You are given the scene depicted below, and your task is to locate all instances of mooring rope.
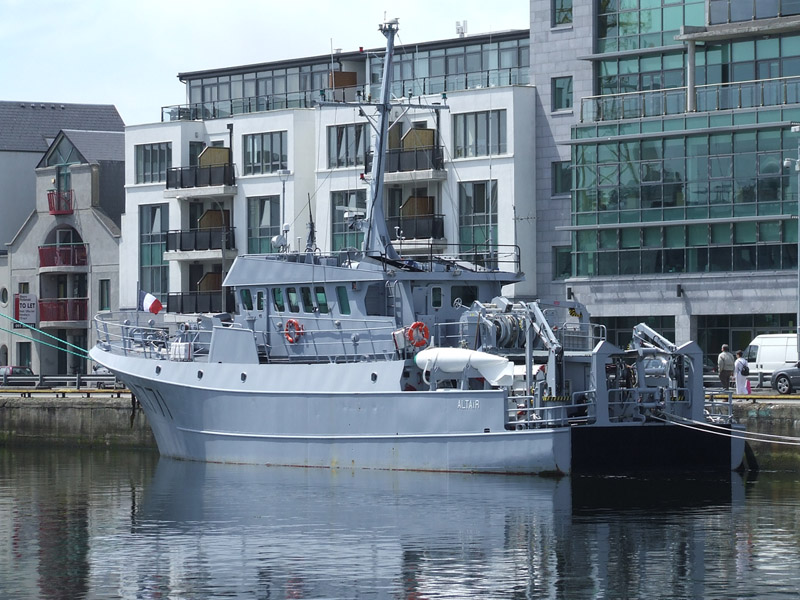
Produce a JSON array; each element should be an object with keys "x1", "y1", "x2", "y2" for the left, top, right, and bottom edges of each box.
[{"x1": 657, "y1": 412, "x2": 800, "y2": 447}]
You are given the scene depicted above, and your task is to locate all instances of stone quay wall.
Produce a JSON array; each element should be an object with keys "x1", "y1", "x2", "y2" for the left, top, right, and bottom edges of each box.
[{"x1": 0, "y1": 394, "x2": 798, "y2": 471}]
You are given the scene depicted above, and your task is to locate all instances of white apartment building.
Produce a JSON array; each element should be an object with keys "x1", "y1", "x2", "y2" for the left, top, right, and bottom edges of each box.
[{"x1": 119, "y1": 30, "x2": 537, "y2": 313}]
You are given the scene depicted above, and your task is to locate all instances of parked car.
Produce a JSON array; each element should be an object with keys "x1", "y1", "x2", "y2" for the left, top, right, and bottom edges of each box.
[
  {"x1": 770, "y1": 361, "x2": 800, "y2": 394},
  {"x1": 0, "y1": 366, "x2": 37, "y2": 386},
  {"x1": 0, "y1": 366, "x2": 35, "y2": 376}
]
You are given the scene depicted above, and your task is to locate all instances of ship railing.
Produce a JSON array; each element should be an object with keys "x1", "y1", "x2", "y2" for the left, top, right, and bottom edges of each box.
[
  {"x1": 553, "y1": 322, "x2": 606, "y2": 351},
  {"x1": 274, "y1": 316, "x2": 398, "y2": 363},
  {"x1": 508, "y1": 395, "x2": 593, "y2": 429},
  {"x1": 396, "y1": 242, "x2": 521, "y2": 274},
  {"x1": 93, "y1": 312, "x2": 201, "y2": 360},
  {"x1": 704, "y1": 392, "x2": 735, "y2": 424},
  {"x1": 605, "y1": 387, "x2": 691, "y2": 423}
]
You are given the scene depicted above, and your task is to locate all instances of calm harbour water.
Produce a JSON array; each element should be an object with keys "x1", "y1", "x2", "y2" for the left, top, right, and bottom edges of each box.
[{"x1": 1, "y1": 448, "x2": 800, "y2": 599}]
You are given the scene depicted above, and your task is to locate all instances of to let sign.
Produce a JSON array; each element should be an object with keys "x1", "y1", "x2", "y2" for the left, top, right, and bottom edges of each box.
[{"x1": 14, "y1": 294, "x2": 37, "y2": 328}]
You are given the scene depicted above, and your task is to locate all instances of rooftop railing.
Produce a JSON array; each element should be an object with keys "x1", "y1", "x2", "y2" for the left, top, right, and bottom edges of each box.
[
  {"x1": 580, "y1": 75, "x2": 800, "y2": 123},
  {"x1": 162, "y1": 67, "x2": 529, "y2": 122}
]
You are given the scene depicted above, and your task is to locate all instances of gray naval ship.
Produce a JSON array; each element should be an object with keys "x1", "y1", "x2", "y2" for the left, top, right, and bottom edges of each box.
[{"x1": 90, "y1": 20, "x2": 744, "y2": 475}]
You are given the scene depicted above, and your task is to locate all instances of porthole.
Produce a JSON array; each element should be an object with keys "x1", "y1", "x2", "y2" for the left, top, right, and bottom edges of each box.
[
  {"x1": 155, "y1": 365, "x2": 161, "y2": 375},
  {"x1": 197, "y1": 370, "x2": 204, "y2": 379},
  {"x1": 241, "y1": 372, "x2": 247, "y2": 382},
  {"x1": 0, "y1": 288, "x2": 8, "y2": 306}
]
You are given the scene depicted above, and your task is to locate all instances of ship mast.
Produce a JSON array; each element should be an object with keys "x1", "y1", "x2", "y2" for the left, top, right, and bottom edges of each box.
[{"x1": 363, "y1": 18, "x2": 400, "y2": 261}]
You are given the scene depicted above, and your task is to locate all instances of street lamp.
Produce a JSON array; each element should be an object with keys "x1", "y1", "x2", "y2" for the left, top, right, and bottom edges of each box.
[{"x1": 276, "y1": 168, "x2": 291, "y2": 251}]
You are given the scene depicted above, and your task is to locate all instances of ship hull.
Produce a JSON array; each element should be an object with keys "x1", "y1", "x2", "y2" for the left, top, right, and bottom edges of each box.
[{"x1": 91, "y1": 347, "x2": 571, "y2": 474}]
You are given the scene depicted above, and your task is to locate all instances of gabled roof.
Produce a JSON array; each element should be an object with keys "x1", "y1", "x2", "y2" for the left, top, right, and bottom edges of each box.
[
  {"x1": 0, "y1": 101, "x2": 124, "y2": 153},
  {"x1": 38, "y1": 129, "x2": 125, "y2": 167}
]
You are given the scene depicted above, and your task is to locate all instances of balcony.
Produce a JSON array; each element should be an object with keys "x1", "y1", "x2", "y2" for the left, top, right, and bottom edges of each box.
[
  {"x1": 167, "y1": 290, "x2": 235, "y2": 314},
  {"x1": 385, "y1": 146, "x2": 444, "y2": 173},
  {"x1": 47, "y1": 189, "x2": 73, "y2": 215},
  {"x1": 381, "y1": 66, "x2": 530, "y2": 99},
  {"x1": 38, "y1": 244, "x2": 88, "y2": 268},
  {"x1": 580, "y1": 75, "x2": 800, "y2": 123},
  {"x1": 387, "y1": 214, "x2": 445, "y2": 240},
  {"x1": 165, "y1": 227, "x2": 236, "y2": 252},
  {"x1": 39, "y1": 298, "x2": 88, "y2": 323},
  {"x1": 166, "y1": 164, "x2": 235, "y2": 189},
  {"x1": 161, "y1": 89, "x2": 328, "y2": 122}
]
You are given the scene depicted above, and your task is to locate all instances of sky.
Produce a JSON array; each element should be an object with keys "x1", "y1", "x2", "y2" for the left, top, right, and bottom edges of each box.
[{"x1": 0, "y1": 0, "x2": 529, "y2": 126}]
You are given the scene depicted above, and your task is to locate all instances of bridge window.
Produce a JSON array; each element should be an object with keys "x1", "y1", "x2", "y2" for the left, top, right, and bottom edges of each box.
[
  {"x1": 272, "y1": 288, "x2": 285, "y2": 312},
  {"x1": 336, "y1": 285, "x2": 351, "y2": 315},
  {"x1": 301, "y1": 287, "x2": 314, "y2": 312},
  {"x1": 432, "y1": 286, "x2": 443, "y2": 308},
  {"x1": 240, "y1": 288, "x2": 253, "y2": 310},
  {"x1": 315, "y1": 287, "x2": 329, "y2": 314},
  {"x1": 287, "y1": 287, "x2": 300, "y2": 313}
]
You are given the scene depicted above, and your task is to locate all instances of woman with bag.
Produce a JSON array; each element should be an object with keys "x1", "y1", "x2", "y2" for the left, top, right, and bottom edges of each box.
[{"x1": 734, "y1": 350, "x2": 750, "y2": 394}]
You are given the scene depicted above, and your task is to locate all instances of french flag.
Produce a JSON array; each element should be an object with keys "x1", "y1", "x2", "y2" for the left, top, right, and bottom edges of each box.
[{"x1": 138, "y1": 290, "x2": 163, "y2": 314}]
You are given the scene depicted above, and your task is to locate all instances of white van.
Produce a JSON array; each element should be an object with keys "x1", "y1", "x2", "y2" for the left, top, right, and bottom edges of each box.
[{"x1": 742, "y1": 334, "x2": 798, "y2": 380}]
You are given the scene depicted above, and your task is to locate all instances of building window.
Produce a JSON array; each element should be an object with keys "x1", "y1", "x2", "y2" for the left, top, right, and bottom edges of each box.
[
  {"x1": 243, "y1": 131, "x2": 287, "y2": 175},
  {"x1": 247, "y1": 195, "x2": 281, "y2": 253},
  {"x1": 17, "y1": 342, "x2": 31, "y2": 369},
  {"x1": 458, "y1": 180, "x2": 497, "y2": 251},
  {"x1": 331, "y1": 190, "x2": 367, "y2": 251},
  {"x1": 327, "y1": 124, "x2": 368, "y2": 168},
  {"x1": 189, "y1": 141, "x2": 206, "y2": 167},
  {"x1": 19, "y1": 282, "x2": 29, "y2": 294},
  {"x1": 453, "y1": 110, "x2": 507, "y2": 158},
  {"x1": 553, "y1": 246, "x2": 572, "y2": 279},
  {"x1": 139, "y1": 204, "x2": 168, "y2": 301},
  {"x1": 552, "y1": 77, "x2": 573, "y2": 110},
  {"x1": 99, "y1": 279, "x2": 110, "y2": 311},
  {"x1": 553, "y1": 0, "x2": 572, "y2": 25},
  {"x1": 135, "y1": 142, "x2": 172, "y2": 184},
  {"x1": 552, "y1": 161, "x2": 571, "y2": 196}
]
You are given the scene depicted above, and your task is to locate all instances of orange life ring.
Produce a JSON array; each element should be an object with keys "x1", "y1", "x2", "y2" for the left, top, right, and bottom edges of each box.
[
  {"x1": 406, "y1": 321, "x2": 430, "y2": 348},
  {"x1": 284, "y1": 319, "x2": 304, "y2": 343}
]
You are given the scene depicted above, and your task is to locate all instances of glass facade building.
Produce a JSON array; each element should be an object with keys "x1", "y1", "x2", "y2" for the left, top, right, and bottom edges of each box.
[{"x1": 554, "y1": 0, "x2": 800, "y2": 357}]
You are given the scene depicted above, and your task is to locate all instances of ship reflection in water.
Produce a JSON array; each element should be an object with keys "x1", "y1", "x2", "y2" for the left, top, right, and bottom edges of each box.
[{"x1": 1, "y1": 449, "x2": 799, "y2": 599}]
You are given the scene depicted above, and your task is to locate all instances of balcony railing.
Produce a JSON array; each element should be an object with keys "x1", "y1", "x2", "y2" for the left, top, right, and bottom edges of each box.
[
  {"x1": 47, "y1": 189, "x2": 74, "y2": 215},
  {"x1": 161, "y1": 66, "x2": 529, "y2": 122},
  {"x1": 385, "y1": 146, "x2": 444, "y2": 172},
  {"x1": 382, "y1": 66, "x2": 529, "y2": 99},
  {"x1": 161, "y1": 89, "x2": 331, "y2": 122},
  {"x1": 39, "y1": 298, "x2": 88, "y2": 322},
  {"x1": 166, "y1": 164, "x2": 235, "y2": 189},
  {"x1": 38, "y1": 244, "x2": 88, "y2": 268},
  {"x1": 167, "y1": 290, "x2": 235, "y2": 314},
  {"x1": 165, "y1": 227, "x2": 236, "y2": 252},
  {"x1": 580, "y1": 75, "x2": 800, "y2": 123},
  {"x1": 387, "y1": 214, "x2": 445, "y2": 240}
]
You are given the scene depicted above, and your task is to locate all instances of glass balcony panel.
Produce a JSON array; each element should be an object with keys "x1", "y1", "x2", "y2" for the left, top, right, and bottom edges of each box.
[{"x1": 165, "y1": 228, "x2": 236, "y2": 252}]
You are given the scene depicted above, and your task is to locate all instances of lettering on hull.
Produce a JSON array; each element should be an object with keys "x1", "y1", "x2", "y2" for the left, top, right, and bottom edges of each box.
[{"x1": 457, "y1": 398, "x2": 480, "y2": 410}]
